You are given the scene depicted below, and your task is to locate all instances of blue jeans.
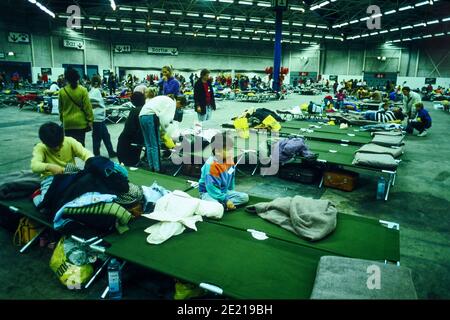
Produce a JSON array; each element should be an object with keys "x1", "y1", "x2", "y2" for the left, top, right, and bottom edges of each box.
[
  {"x1": 197, "y1": 106, "x2": 212, "y2": 122},
  {"x1": 140, "y1": 115, "x2": 161, "y2": 172},
  {"x1": 364, "y1": 111, "x2": 377, "y2": 121},
  {"x1": 92, "y1": 121, "x2": 115, "y2": 156},
  {"x1": 201, "y1": 191, "x2": 249, "y2": 207}
]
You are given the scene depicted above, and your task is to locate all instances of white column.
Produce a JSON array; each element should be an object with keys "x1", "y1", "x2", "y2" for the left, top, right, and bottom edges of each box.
[
  {"x1": 30, "y1": 34, "x2": 35, "y2": 67},
  {"x1": 415, "y1": 48, "x2": 420, "y2": 77},
  {"x1": 83, "y1": 39, "x2": 87, "y2": 76},
  {"x1": 50, "y1": 35, "x2": 54, "y2": 68},
  {"x1": 347, "y1": 48, "x2": 351, "y2": 75},
  {"x1": 362, "y1": 48, "x2": 367, "y2": 72}
]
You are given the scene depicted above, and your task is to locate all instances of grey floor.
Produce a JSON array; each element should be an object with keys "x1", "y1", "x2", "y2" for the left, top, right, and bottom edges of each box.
[{"x1": 0, "y1": 94, "x2": 449, "y2": 299}]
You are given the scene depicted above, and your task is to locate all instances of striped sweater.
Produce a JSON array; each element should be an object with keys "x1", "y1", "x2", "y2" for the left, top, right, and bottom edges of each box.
[
  {"x1": 375, "y1": 110, "x2": 396, "y2": 123},
  {"x1": 198, "y1": 156, "x2": 235, "y2": 204}
]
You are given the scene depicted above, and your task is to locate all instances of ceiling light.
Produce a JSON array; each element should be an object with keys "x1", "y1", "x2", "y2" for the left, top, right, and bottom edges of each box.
[
  {"x1": 179, "y1": 23, "x2": 189, "y2": 27},
  {"x1": 390, "y1": 27, "x2": 399, "y2": 32},
  {"x1": 317, "y1": 25, "x2": 328, "y2": 29},
  {"x1": 234, "y1": 16, "x2": 246, "y2": 21},
  {"x1": 153, "y1": 9, "x2": 165, "y2": 14},
  {"x1": 151, "y1": 21, "x2": 161, "y2": 25},
  {"x1": 149, "y1": 29, "x2": 158, "y2": 33},
  {"x1": 174, "y1": 31, "x2": 183, "y2": 35},
  {"x1": 372, "y1": 13, "x2": 382, "y2": 18},
  {"x1": 204, "y1": 14, "x2": 216, "y2": 19},
  {"x1": 136, "y1": 29, "x2": 146, "y2": 33},
  {"x1": 219, "y1": 0, "x2": 234, "y2": 3},
  {"x1": 187, "y1": 12, "x2": 199, "y2": 17},
  {"x1": 241, "y1": 36, "x2": 250, "y2": 39},
  {"x1": 28, "y1": 0, "x2": 56, "y2": 18},
  {"x1": 353, "y1": 35, "x2": 361, "y2": 39},
  {"x1": 265, "y1": 19, "x2": 275, "y2": 24},
  {"x1": 185, "y1": 32, "x2": 194, "y2": 36},
  {"x1": 105, "y1": 18, "x2": 116, "y2": 22},
  {"x1": 218, "y1": 15, "x2": 231, "y2": 20},
  {"x1": 392, "y1": 39, "x2": 401, "y2": 42},
  {"x1": 206, "y1": 25, "x2": 216, "y2": 29},
  {"x1": 379, "y1": 30, "x2": 388, "y2": 34},
  {"x1": 231, "y1": 35, "x2": 239, "y2": 39},
  {"x1": 135, "y1": 7, "x2": 148, "y2": 13},
  {"x1": 239, "y1": 1, "x2": 253, "y2": 4},
  {"x1": 123, "y1": 27, "x2": 132, "y2": 32},
  {"x1": 292, "y1": 22, "x2": 303, "y2": 27},
  {"x1": 110, "y1": 0, "x2": 116, "y2": 11},
  {"x1": 135, "y1": 20, "x2": 146, "y2": 24},
  {"x1": 370, "y1": 31, "x2": 379, "y2": 35},
  {"x1": 120, "y1": 19, "x2": 132, "y2": 23},
  {"x1": 399, "y1": 5, "x2": 413, "y2": 11},
  {"x1": 413, "y1": 23, "x2": 426, "y2": 27},
  {"x1": 232, "y1": 27, "x2": 241, "y2": 31},
  {"x1": 170, "y1": 11, "x2": 182, "y2": 15},
  {"x1": 442, "y1": 17, "x2": 450, "y2": 22},
  {"x1": 250, "y1": 18, "x2": 262, "y2": 22},
  {"x1": 262, "y1": 38, "x2": 271, "y2": 41},
  {"x1": 110, "y1": 27, "x2": 120, "y2": 30},
  {"x1": 305, "y1": 24, "x2": 317, "y2": 28},
  {"x1": 350, "y1": 20, "x2": 359, "y2": 24},
  {"x1": 415, "y1": 1, "x2": 429, "y2": 7},
  {"x1": 290, "y1": 6, "x2": 305, "y2": 12},
  {"x1": 193, "y1": 24, "x2": 203, "y2": 28},
  {"x1": 422, "y1": 34, "x2": 432, "y2": 38},
  {"x1": 220, "y1": 26, "x2": 229, "y2": 30},
  {"x1": 401, "y1": 25, "x2": 413, "y2": 29},
  {"x1": 427, "y1": 20, "x2": 439, "y2": 24},
  {"x1": 89, "y1": 17, "x2": 101, "y2": 21},
  {"x1": 165, "y1": 22, "x2": 175, "y2": 26},
  {"x1": 119, "y1": 6, "x2": 132, "y2": 11},
  {"x1": 435, "y1": 32, "x2": 445, "y2": 36},
  {"x1": 256, "y1": 2, "x2": 271, "y2": 7},
  {"x1": 220, "y1": 34, "x2": 229, "y2": 38},
  {"x1": 303, "y1": 34, "x2": 312, "y2": 37},
  {"x1": 360, "y1": 17, "x2": 370, "y2": 21},
  {"x1": 361, "y1": 34, "x2": 369, "y2": 37},
  {"x1": 161, "y1": 30, "x2": 170, "y2": 34},
  {"x1": 384, "y1": 10, "x2": 396, "y2": 15}
]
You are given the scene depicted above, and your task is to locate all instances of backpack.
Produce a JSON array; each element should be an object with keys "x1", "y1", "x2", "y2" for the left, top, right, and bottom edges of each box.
[{"x1": 13, "y1": 217, "x2": 41, "y2": 246}]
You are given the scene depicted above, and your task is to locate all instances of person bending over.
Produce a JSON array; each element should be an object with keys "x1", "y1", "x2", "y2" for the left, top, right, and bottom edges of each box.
[
  {"x1": 406, "y1": 102, "x2": 431, "y2": 137},
  {"x1": 198, "y1": 133, "x2": 249, "y2": 211},
  {"x1": 31, "y1": 122, "x2": 93, "y2": 178}
]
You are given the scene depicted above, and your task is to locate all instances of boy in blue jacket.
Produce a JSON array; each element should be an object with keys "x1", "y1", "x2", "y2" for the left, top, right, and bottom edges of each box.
[
  {"x1": 198, "y1": 133, "x2": 249, "y2": 211},
  {"x1": 406, "y1": 102, "x2": 432, "y2": 137}
]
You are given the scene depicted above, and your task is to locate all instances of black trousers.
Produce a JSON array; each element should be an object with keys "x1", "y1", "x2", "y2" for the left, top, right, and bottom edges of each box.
[{"x1": 65, "y1": 129, "x2": 86, "y2": 146}]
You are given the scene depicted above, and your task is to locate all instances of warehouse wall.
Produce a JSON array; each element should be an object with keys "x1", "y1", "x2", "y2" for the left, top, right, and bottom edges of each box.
[{"x1": 1, "y1": 24, "x2": 449, "y2": 86}]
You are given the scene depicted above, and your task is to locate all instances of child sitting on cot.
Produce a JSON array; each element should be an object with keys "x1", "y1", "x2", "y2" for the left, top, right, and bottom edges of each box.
[{"x1": 198, "y1": 133, "x2": 249, "y2": 211}]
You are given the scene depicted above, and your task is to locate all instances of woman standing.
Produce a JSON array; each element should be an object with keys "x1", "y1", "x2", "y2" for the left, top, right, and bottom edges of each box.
[
  {"x1": 194, "y1": 69, "x2": 216, "y2": 122},
  {"x1": 89, "y1": 75, "x2": 116, "y2": 158},
  {"x1": 161, "y1": 66, "x2": 182, "y2": 122},
  {"x1": 58, "y1": 68, "x2": 93, "y2": 146}
]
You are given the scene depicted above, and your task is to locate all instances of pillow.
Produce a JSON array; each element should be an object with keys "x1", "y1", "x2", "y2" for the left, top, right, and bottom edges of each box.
[
  {"x1": 353, "y1": 152, "x2": 398, "y2": 170},
  {"x1": 371, "y1": 134, "x2": 404, "y2": 147},
  {"x1": 356, "y1": 144, "x2": 404, "y2": 158}
]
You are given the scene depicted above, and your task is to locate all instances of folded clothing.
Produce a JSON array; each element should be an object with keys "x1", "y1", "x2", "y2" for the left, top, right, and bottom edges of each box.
[
  {"x1": 353, "y1": 152, "x2": 398, "y2": 170},
  {"x1": 356, "y1": 144, "x2": 404, "y2": 158},
  {"x1": 371, "y1": 134, "x2": 404, "y2": 147}
]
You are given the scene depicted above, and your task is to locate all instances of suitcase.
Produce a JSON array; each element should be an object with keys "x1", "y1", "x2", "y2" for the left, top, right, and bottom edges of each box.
[
  {"x1": 278, "y1": 163, "x2": 321, "y2": 184},
  {"x1": 323, "y1": 169, "x2": 359, "y2": 192}
]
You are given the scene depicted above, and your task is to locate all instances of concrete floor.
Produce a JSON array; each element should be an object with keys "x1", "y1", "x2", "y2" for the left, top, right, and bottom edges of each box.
[{"x1": 0, "y1": 94, "x2": 449, "y2": 299}]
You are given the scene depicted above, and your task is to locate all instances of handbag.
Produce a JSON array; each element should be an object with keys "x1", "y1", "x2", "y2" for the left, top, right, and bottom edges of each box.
[{"x1": 63, "y1": 87, "x2": 92, "y2": 132}]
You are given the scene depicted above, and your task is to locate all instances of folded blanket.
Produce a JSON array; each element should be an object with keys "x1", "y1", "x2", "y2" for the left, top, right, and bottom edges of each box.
[
  {"x1": 246, "y1": 195, "x2": 337, "y2": 241},
  {"x1": 353, "y1": 152, "x2": 398, "y2": 170},
  {"x1": 0, "y1": 170, "x2": 41, "y2": 200},
  {"x1": 356, "y1": 144, "x2": 404, "y2": 158},
  {"x1": 371, "y1": 134, "x2": 405, "y2": 147}
]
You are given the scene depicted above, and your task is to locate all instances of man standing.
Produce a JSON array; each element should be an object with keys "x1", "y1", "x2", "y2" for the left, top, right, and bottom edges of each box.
[
  {"x1": 402, "y1": 86, "x2": 422, "y2": 118},
  {"x1": 108, "y1": 72, "x2": 116, "y2": 96},
  {"x1": 194, "y1": 69, "x2": 216, "y2": 122}
]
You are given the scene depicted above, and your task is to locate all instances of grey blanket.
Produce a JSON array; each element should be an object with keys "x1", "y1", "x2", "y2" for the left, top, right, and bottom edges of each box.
[
  {"x1": 246, "y1": 196, "x2": 337, "y2": 241},
  {"x1": 0, "y1": 170, "x2": 41, "y2": 200},
  {"x1": 356, "y1": 144, "x2": 404, "y2": 158}
]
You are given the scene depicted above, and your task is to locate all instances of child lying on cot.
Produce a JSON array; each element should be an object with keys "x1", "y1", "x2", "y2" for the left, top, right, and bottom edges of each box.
[
  {"x1": 198, "y1": 133, "x2": 249, "y2": 211},
  {"x1": 363, "y1": 99, "x2": 405, "y2": 123},
  {"x1": 31, "y1": 122, "x2": 93, "y2": 178}
]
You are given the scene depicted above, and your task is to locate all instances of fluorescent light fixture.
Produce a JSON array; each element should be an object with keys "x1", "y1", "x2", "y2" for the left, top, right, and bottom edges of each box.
[
  {"x1": 97, "y1": 26, "x2": 107, "y2": 30},
  {"x1": 292, "y1": 32, "x2": 301, "y2": 36},
  {"x1": 413, "y1": 22, "x2": 426, "y2": 27},
  {"x1": 161, "y1": 30, "x2": 170, "y2": 34},
  {"x1": 84, "y1": 25, "x2": 93, "y2": 29},
  {"x1": 372, "y1": 13, "x2": 382, "y2": 18},
  {"x1": 197, "y1": 33, "x2": 206, "y2": 37},
  {"x1": 218, "y1": 15, "x2": 231, "y2": 20},
  {"x1": 282, "y1": 31, "x2": 290, "y2": 35},
  {"x1": 353, "y1": 35, "x2": 361, "y2": 39},
  {"x1": 325, "y1": 35, "x2": 334, "y2": 39},
  {"x1": 123, "y1": 27, "x2": 133, "y2": 32},
  {"x1": 246, "y1": 28, "x2": 255, "y2": 32},
  {"x1": 350, "y1": 19, "x2": 359, "y2": 24},
  {"x1": 415, "y1": 1, "x2": 429, "y2": 6},
  {"x1": 219, "y1": 26, "x2": 229, "y2": 30},
  {"x1": 234, "y1": 16, "x2": 246, "y2": 21},
  {"x1": 390, "y1": 27, "x2": 399, "y2": 31},
  {"x1": 435, "y1": 32, "x2": 445, "y2": 36},
  {"x1": 149, "y1": 29, "x2": 158, "y2": 33},
  {"x1": 422, "y1": 34, "x2": 432, "y2": 38},
  {"x1": 399, "y1": 5, "x2": 413, "y2": 11},
  {"x1": 403, "y1": 38, "x2": 412, "y2": 41},
  {"x1": 282, "y1": 21, "x2": 290, "y2": 25},
  {"x1": 268, "y1": 31, "x2": 275, "y2": 34},
  {"x1": 360, "y1": 17, "x2": 370, "y2": 21},
  {"x1": 170, "y1": 11, "x2": 182, "y2": 15},
  {"x1": 89, "y1": 17, "x2": 101, "y2": 21},
  {"x1": 291, "y1": 6, "x2": 305, "y2": 12},
  {"x1": 265, "y1": 19, "x2": 275, "y2": 24},
  {"x1": 193, "y1": 24, "x2": 203, "y2": 28},
  {"x1": 179, "y1": 23, "x2": 189, "y2": 27},
  {"x1": 393, "y1": 39, "x2": 401, "y2": 42},
  {"x1": 250, "y1": 18, "x2": 262, "y2": 22},
  {"x1": 231, "y1": 35, "x2": 240, "y2": 39},
  {"x1": 339, "y1": 22, "x2": 348, "y2": 27},
  {"x1": 110, "y1": 27, "x2": 120, "y2": 30},
  {"x1": 292, "y1": 22, "x2": 303, "y2": 27},
  {"x1": 255, "y1": 30, "x2": 266, "y2": 33},
  {"x1": 427, "y1": 20, "x2": 439, "y2": 24},
  {"x1": 135, "y1": 7, "x2": 148, "y2": 12},
  {"x1": 303, "y1": 34, "x2": 312, "y2": 37},
  {"x1": 361, "y1": 34, "x2": 369, "y2": 37},
  {"x1": 219, "y1": 0, "x2": 234, "y2": 3},
  {"x1": 204, "y1": 14, "x2": 216, "y2": 19},
  {"x1": 401, "y1": 25, "x2": 413, "y2": 29},
  {"x1": 332, "y1": 24, "x2": 341, "y2": 28},
  {"x1": 370, "y1": 31, "x2": 379, "y2": 35},
  {"x1": 153, "y1": 9, "x2": 165, "y2": 14},
  {"x1": 301, "y1": 41, "x2": 310, "y2": 44},
  {"x1": 120, "y1": 19, "x2": 132, "y2": 23},
  {"x1": 252, "y1": 37, "x2": 260, "y2": 40},
  {"x1": 442, "y1": 17, "x2": 450, "y2": 22},
  {"x1": 165, "y1": 22, "x2": 175, "y2": 26},
  {"x1": 384, "y1": 10, "x2": 396, "y2": 15},
  {"x1": 110, "y1": 0, "x2": 116, "y2": 11},
  {"x1": 105, "y1": 18, "x2": 116, "y2": 22},
  {"x1": 220, "y1": 35, "x2": 229, "y2": 38},
  {"x1": 136, "y1": 28, "x2": 146, "y2": 32},
  {"x1": 174, "y1": 31, "x2": 183, "y2": 35},
  {"x1": 314, "y1": 34, "x2": 323, "y2": 38},
  {"x1": 257, "y1": 2, "x2": 271, "y2": 7},
  {"x1": 185, "y1": 32, "x2": 194, "y2": 36},
  {"x1": 379, "y1": 30, "x2": 388, "y2": 34},
  {"x1": 262, "y1": 38, "x2": 271, "y2": 41},
  {"x1": 119, "y1": 6, "x2": 132, "y2": 11},
  {"x1": 186, "y1": 12, "x2": 199, "y2": 17},
  {"x1": 239, "y1": 1, "x2": 253, "y2": 4},
  {"x1": 150, "y1": 21, "x2": 161, "y2": 25},
  {"x1": 206, "y1": 34, "x2": 216, "y2": 37},
  {"x1": 412, "y1": 36, "x2": 421, "y2": 39},
  {"x1": 241, "y1": 36, "x2": 250, "y2": 39},
  {"x1": 206, "y1": 25, "x2": 216, "y2": 29},
  {"x1": 232, "y1": 27, "x2": 241, "y2": 31},
  {"x1": 306, "y1": 24, "x2": 316, "y2": 28},
  {"x1": 135, "y1": 20, "x2": 146, "y2": 24},
  {"x1": 28, "y1": 0, "x2": 56, "y2": 18}
]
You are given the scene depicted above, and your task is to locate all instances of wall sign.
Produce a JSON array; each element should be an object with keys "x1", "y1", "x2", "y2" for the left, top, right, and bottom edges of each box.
[
  {"x1": 425, "y1": 78, "x2": 436, "y2": 85},
  {"x1": 41, "y1": 68, "x2": 52, "y2": 75},
  {"x1": 8, "y1": 32, "x2": 30, "y2": 43},
  {"x1": 374, "y1": 73, "x2": 385, "y2": 78},
  {"x1": 63, "y1": 39, "x2": 85, "y2": 50},
  {"x1": 0, "y1": 53, "x2": 5, "y2": 59},
  {"x1": 148, "y1": 47, "x2": 178, "y2": 55},
  {"x1": 103, "y1": 70, "x2": 111, "y2": 77},
  {"x1": 114, "y1": 45, "x2": 131, "y2": 53},
  {"x1": 329, "y1": 75, "x2": 338, "y2": 81},
  {"x1": 299, "y1": 72, "x2": 309, "y2": 76}
]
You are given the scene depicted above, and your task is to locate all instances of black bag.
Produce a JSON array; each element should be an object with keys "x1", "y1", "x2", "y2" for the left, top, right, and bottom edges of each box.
[{"x1": 278, "y1": 163, "x2": 321, "y2": 184}]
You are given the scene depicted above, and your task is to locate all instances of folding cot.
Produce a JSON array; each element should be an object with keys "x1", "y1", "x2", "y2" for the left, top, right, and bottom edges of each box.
[{"x1": 0, "y1": 169, "x2": 400, "y2": 299}]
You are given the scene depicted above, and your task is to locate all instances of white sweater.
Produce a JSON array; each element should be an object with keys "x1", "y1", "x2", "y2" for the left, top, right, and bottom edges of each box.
[
  {"x1": 139, "y1": 96, "x2": 176, "y2": 130},
  {"x1": 89, "y1": 87, "x2": 106, "y2": 122}
]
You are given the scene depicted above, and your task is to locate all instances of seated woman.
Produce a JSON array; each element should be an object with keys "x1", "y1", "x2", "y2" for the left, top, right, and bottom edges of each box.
[{"x1": 116, "y1": 92, "x2": 146, "y2": 166}]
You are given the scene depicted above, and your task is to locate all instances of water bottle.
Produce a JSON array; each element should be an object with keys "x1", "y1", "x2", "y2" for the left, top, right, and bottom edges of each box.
[
  {"x1": 108, "y1": 258, "x2": 122, "y2": 300},
  {"x1": 376, "y1": 177, "x2": 386, "y2": 200}
]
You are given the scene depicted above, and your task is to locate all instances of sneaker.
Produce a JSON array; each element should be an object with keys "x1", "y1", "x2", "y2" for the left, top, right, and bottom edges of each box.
[{"x1": 417, "y1": 130, "x2": 428, "y2": 137}]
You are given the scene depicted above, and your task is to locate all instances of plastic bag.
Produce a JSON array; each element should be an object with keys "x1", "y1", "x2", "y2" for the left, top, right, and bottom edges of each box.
[
  {"x1": 262, "y1": 115, "x2": 281, "y2": 132},
  {"x1": 233, "y1": 117, "x2": 250, "y2": 139},
  {"x1": 13, "y1": 217, "x2": 41, "y2": 247},
  {"x1": 49, "y1": 237, "x2": 94, "y2": 289}
]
